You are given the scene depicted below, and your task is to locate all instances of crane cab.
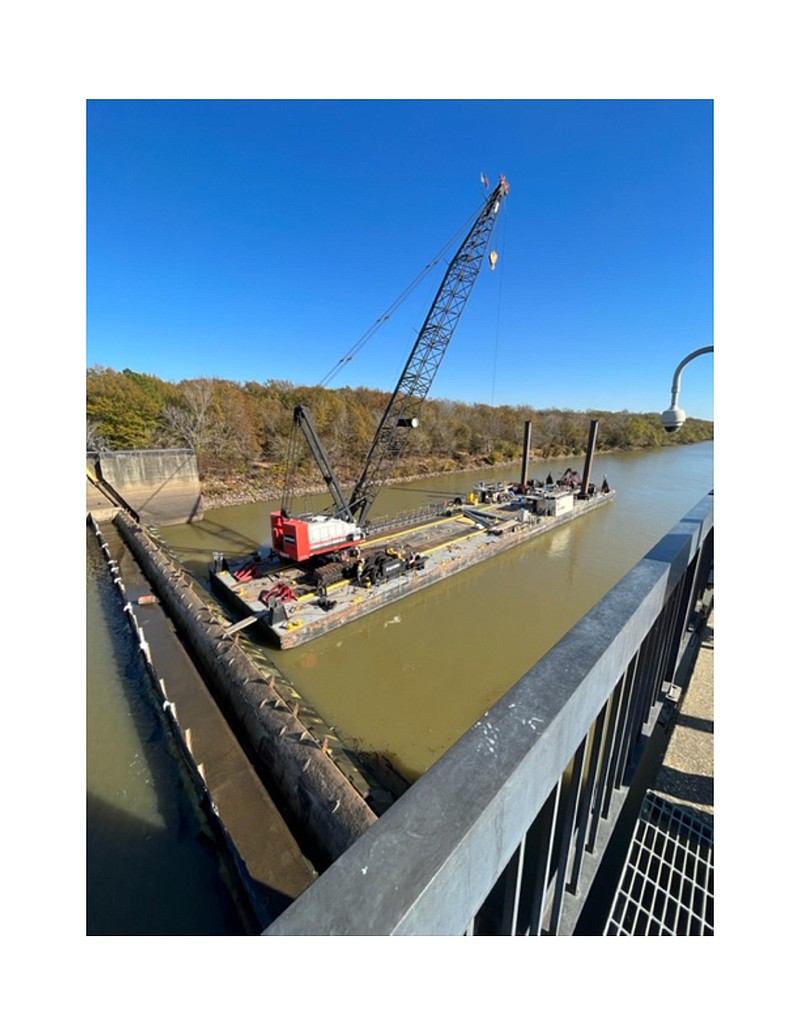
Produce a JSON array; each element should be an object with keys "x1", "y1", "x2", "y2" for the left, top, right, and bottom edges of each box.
[{"x1": 270, "y1": 511, "x2": 365, "y2": 563}]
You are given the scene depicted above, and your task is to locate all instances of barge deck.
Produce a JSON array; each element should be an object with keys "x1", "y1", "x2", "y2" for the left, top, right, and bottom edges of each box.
[{"x1": 210, "y1": 488, "x2": 615, "y2": 649}]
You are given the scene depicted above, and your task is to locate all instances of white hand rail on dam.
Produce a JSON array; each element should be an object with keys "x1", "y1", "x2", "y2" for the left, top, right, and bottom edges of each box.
[{"x1": 264, "y1": 493, "x2": 714, "y2": 936}]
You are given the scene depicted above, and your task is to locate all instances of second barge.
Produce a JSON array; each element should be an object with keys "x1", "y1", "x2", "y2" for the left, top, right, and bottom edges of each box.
[{"x1": 210, "y1": 476, "x2": 615, "y2": 650}]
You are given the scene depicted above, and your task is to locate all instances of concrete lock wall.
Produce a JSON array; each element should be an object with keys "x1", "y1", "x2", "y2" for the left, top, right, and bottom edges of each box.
[
  {"x1": 87, "y1": 450, "x2": 204, "y2": 525},
  {"x1": 113, "y1": 511, "x2": 377, "y2": 865}
]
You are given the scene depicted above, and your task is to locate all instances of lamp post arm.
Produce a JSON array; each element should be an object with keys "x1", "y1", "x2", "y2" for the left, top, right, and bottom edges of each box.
[{"x1": 670, "y1": 345, "x2": 714, "y2": 409}]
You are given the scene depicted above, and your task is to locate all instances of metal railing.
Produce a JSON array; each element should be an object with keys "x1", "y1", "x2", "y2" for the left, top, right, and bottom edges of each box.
[
  {"x1": 264, "y1": 493, "x2": 714, "y2": 936},
  {"x1": 364, "y1": 498, "x2": 458, "y2": 536}
]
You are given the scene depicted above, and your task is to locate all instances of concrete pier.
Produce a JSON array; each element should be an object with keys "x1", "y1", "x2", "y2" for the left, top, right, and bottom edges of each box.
[{"x1": 87, "y1": 449, "x2": 203, "y2": 525}]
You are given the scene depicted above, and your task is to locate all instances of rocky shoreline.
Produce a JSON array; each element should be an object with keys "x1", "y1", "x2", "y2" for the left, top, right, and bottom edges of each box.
[
  {"x1": 200, "y1": 465, "x2": 490, "y2": 510},
  {"x1": 198, "y1": 450, "x2": 598, "y2": 511}
]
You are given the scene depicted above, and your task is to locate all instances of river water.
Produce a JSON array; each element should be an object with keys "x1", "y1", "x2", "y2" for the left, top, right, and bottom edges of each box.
[
  {"x1": 86, "y1": 530, "x2": 246, "y2": 934},
  {"x1": 86, "y1": 440, "x2": 712, "y2": 933},
  {"x1": 156, "y1": 441, "x2": 713, "y2": 781}
]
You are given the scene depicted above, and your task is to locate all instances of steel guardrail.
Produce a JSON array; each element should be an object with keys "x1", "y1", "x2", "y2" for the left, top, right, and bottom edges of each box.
[{"x1": 264, "y1": 493, "x2": 714, "y2": 936}]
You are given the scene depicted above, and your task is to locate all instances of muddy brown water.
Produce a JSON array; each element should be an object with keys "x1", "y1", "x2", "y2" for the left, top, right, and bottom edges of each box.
[
  {"x1": 87, "y1": 441, "x2": 712, "y2": 933},
  {"x1": 155, "y1": 442, "x2": 713, "y2": 782}
]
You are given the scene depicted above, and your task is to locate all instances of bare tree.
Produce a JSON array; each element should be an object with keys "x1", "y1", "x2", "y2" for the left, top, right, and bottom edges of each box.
[
  {"x1": 86, "y1": 418, "x2": 108, "y2": 451},
  {"x1": 162, "y1": 381, "x2": 217, "y2": 454}
]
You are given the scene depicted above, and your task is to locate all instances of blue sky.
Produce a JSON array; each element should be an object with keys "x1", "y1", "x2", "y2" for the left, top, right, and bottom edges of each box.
[
  {"x1": 87, "y1": 99, "x2": 713, "y2": 420},
  {"x1": 13, "y1": 0, "x2": 798, "y2": 994}
]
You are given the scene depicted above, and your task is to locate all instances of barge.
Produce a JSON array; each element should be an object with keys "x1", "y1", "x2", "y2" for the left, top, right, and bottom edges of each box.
[
  {"x1": 210, "y1": 476, "x2": 615, "y2": 650},
  {"x1": 207, "y1": 178, "x2": 617, "y2": 648}
]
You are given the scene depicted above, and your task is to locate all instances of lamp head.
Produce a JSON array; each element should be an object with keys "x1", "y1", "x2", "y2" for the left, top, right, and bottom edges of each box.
[{"x1": 660, "y1": 406, "x2": 686, "y2": 433}]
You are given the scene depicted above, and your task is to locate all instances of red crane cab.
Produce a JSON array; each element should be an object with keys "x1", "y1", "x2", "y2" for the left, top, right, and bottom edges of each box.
[{"x1": 270, "y1": 511, "x2": 365, "y2": 563}]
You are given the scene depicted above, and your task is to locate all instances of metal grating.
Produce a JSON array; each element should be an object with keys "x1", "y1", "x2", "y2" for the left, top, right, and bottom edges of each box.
[{"x1": 604, "y1": 791, "x2": 713, "y2": 936}]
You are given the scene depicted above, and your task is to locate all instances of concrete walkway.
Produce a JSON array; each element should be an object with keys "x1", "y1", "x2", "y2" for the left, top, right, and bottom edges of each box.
[{"x1": 654, "y1": 609, "x2": 714, "y2": 816}]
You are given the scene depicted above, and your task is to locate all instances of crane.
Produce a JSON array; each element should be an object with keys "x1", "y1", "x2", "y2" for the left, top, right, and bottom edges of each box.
[{"x1": 270, "y1": 175, "x2": 510, "y2": 564}]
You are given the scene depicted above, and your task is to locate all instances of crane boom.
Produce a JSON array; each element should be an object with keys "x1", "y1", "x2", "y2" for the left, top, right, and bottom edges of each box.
[
  {"x1": 290, "y1": 404, "x2": 354, "y2": 520},
  {"x1": 270, "y1": 175, "x2": 509, "y2": 564},
  {"x1": 348, "y1": 175, "x2": 509, "y2": 525}
]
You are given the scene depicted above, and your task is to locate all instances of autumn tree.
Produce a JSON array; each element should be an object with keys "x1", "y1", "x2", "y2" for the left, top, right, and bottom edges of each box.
[
  {"x1": 87, "y1": 365, "x2": 713, "y2": 485},
  {"x1": 86, "y1": 365, "x2": 162, "y2": 448}
]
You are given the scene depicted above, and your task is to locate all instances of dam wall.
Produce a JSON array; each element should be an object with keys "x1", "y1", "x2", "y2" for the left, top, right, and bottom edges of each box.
[{"x1": 87, "y1": 449, "x2": 203, "y2": 525}]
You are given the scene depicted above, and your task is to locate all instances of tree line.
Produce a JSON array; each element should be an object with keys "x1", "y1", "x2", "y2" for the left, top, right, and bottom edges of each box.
[{"x1": 86, "y1": 366, "x2": 713, "y2": 493}]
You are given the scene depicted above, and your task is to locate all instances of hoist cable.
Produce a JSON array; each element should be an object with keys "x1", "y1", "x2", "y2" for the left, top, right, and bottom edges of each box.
[
  {"x1": 316, "y1": 197, "x2": 490, "y2": 390},
  {"x1": 280, "y1": 185, "x2": 505, "y2": 515},
  {"x1": 489, "y1": 197, "x2": 509, "y2": 408},
  {"x1": 280, "y1": 419, "x2": 301, "y2": 513}
]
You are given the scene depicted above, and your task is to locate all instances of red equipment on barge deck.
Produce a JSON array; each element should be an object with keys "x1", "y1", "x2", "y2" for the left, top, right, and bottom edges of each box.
[{"x1": 269, "y1": 511, "x2": 365, "y2": 564}]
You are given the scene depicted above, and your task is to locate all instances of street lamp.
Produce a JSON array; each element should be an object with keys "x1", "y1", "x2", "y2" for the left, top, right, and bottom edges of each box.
[{"x1": 660, "y1": 346, "x2": 714, "y2": 432}]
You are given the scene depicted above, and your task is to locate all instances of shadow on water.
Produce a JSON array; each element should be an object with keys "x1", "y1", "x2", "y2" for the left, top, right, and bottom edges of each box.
[
  {"x1": 86, "y1": 529, "x2": 252, "y2": 935},
  {"x1": 86, "y1": 793, "x2": 244, "y2": 936},
  {"x1": 151, "y1": 516, "x2": 263, "y2": 570}
]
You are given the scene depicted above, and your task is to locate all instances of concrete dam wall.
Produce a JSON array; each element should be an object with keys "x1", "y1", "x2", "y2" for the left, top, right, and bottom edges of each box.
[{"x1": 86, "y1": 449, "x2": 203, "y2": 525}]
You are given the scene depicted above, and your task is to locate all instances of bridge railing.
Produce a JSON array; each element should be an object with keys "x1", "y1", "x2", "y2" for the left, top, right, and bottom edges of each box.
[{"x1": 264, "y1": 493, "x2": 714, "y2": 936}]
